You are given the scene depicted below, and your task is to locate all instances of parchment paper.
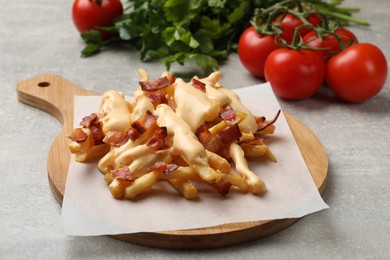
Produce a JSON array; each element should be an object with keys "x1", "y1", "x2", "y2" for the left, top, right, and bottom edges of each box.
[{"x1": 61, "y1": 83, "x2": 328, "y2": 235}]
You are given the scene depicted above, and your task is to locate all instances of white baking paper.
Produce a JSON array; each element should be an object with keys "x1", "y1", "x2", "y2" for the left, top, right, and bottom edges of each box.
[{"x1": 61, "y1": 83, "x2": 328, "y2": 235}]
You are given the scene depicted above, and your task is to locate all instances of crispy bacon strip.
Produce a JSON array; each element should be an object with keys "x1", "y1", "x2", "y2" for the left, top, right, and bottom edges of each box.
[
  {"x1": 69, "y1": 112, "x2": 105, "y2": 145},
  {"x1": 148, "y1": 161, "x2": 179, "y2": 174},
  {"x1": 196, "y1": 124, "x2": 223, "y2": 153},
  {"x1": 196, "y1": 124, "x2": 216, "y2": 151},
  {"x1": 220, "y1": 108, "x2": 239, "y2": 125},
  {"x1": 68, "y1": 128, "x2": 87, "y2": 143},
  {"x1": 76, "y1": 112, "x2": 105, "y2": 145},
  {"x1": 103, "y1": 131, "x2": 129, "y2": 147},
  {"x1": 127, "y1": 127, "x2": 142, "y2": 141},
  {"x1": 192, "y1": 78, "x2": 206, "y2": 92},
  {"x1": 218, "y1": 124, "x2": 242, "y2": 144},
  {"x1": 196, "y1": 124, "x2": 242, "y2": 155},
  {"x1": 131, "y1": 111, "x2": 157, "y2": 134},
  {"x1": 80, "y1": 113, "x2": 98, "y2": 127},
  {"x1": 90, "y1": 124, "x2": 105, "y2": 145},
  {"x1": 256, "y1": 109, "x2": 281, "y2": 131},
  {"x1": 146, "y1": 127, "x2": 167, "y2": 151},
  {"x1": 111, "y1": 166, "x2": 135, "y2": 181},
  {"x1": 103, "y1": 126, "x2": 145, "y2": 146},
  {"x1": 139, "y1": 77, "x2": 171, "y2": 91},
  {"x1": 145, "y1": 91, "x2": 168, "y2": 106},
  {"x1": 140, "y1": 76, "x2": 173, "y2": 106}
]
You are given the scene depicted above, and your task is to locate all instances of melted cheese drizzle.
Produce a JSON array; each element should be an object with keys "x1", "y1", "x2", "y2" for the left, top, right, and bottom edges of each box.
[
  {"x1": 98, "y1": 90, "x2": 158, "y2": 175},
  {"x1": 174, "y1": 78, "x2": 219, "y2": 131},
  {"x1": 204, "y1": 84, "x2": 230, "y2": 107},
  {"x1": 218, "y1": 88, "x2": 258, "y2": 134},
  {"x1": 99, "y1": 90, "x2": 132, "y2": 134},
  {"x1": 131, "y1": 95, "x2": 155, "y2": 122},
  {"x1": 98, "y1": 141, "x2": 172, "y2": 176},
  {"x1": 156, "y1": 104, "x2": 219, "y2": 182}
]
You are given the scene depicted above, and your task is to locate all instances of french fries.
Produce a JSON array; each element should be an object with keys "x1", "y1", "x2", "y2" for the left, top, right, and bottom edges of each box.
[{"x1": 68, "y1": 70, "x2": 280, "y2": 200}]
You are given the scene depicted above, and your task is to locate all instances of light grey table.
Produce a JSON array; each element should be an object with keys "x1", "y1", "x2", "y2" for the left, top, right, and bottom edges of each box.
[{"x1": 1, "y1": 0, "x2": 389, "y2": 259}]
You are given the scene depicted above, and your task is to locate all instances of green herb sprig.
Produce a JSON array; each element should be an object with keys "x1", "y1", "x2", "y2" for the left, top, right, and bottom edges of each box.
[{"x1": 79, "y1": 0, "x2": 368, "y2": 75}]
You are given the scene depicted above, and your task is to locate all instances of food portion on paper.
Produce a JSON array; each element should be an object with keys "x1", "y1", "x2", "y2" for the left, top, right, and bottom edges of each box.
[{"x1": 67, "y1": 70, "x2": 280, "y2": 200}]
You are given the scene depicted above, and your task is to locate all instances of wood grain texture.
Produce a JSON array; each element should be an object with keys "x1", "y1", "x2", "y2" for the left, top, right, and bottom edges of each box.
[{"x1": 16, "y1": 74, "x2": 328, "y2": 250}]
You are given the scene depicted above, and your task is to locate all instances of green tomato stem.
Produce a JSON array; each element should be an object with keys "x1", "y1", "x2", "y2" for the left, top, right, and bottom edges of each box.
[{"x1": 317, "y1": 7, "x2": 369, "y2": 25}]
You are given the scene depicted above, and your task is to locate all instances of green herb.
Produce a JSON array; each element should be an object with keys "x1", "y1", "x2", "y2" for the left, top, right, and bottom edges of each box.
[{"x1": 80, "y1": 0, "x2": 368, "y2": 75}]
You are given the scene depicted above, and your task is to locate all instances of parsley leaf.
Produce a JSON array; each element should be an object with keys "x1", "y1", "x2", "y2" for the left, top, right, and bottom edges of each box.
[{"x1": 78, "y1": 0, "x2": 259, "y2": 74}]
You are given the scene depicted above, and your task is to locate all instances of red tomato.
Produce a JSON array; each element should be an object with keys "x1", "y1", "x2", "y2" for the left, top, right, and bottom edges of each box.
[
  {"x1": 265, "y1": 48, "x2": 326, "y2": 99},
  {"x1": 303, "y1": 27, "x2": 358, "y2": 60},
  {"x1": 274, "y1": 12, "x2": 322, "y2": 44},
  {"x1": 238, "y1": 26, "x2": 279, "y2": 78},
  {"x1": 326, "y1": 43, "x2": 388, "y2": 102},
  {"x1": 72, "y1": 0, "x2": 123, "y2": 39}
]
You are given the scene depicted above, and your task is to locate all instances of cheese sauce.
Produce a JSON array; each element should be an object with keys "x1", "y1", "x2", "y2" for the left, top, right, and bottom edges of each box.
[
  {"x1": 98, "y1": 140, "x2": 172, "y2": 176},
  {"x1": 218, "y1": 88, "x2": 258, "y2": 134},
  {"x1": 99, "y1": 90, "x2": 132, "y2": 134},
  {"x1": 156, "y1": 104, "x2": 219, "y2": 182},
  {"x1": 131, "y1": 96, "x2": 155, "y2": 122},
  {"x1": 173, "y1": 78, "x2": 219, "y2": 131}
]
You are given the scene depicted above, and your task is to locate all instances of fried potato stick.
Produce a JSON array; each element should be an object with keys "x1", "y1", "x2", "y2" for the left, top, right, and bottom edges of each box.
[
  {"x1": 167, "y1": 179, "x2": 199, "y2": 200},
  {"x1": 228, "y1": 142, "x2": 266, "y2": 195}
]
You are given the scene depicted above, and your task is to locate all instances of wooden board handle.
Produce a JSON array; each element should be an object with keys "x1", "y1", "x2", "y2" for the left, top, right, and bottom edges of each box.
[
  {"x1": 16, "y1": 74, "x2": 96, "y2": 127},
  {"x1": 16, "y1": 74, "x2": 97, "y2": 204}
]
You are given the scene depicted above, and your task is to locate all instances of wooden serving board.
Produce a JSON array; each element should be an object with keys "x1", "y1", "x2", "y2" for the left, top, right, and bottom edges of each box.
[{"x1": 16, "y1": 74, "x2": 328, "y2": 250}]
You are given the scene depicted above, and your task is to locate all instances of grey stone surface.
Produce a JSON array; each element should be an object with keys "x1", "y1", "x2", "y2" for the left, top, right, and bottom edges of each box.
[{"x1": 1, "y1": 0, "x2": 389, "y2": 259}]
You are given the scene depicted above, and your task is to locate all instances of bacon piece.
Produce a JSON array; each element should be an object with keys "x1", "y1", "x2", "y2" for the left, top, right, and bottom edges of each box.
[
  {"x1": 220, "y1": 108, "x2": 239, "y2": 125},
  {"x1": 191, "y1": 78, "x2": 206, "y2": 92},
  {"x1": 140, "y1": 76, "x2": 172, "y2": 106},
  {"x1": 256, "y1": 109, "x2": 281, "y2": 131},
  {"x1": 70, "y1": 112, "x2": 105, "y2": 144},
  {"x1": 218, "y1": 124, "x2": 242, "y2": 144},
  {"x1": 127, "y1": 127, "x2": 142, "y2": 141},
  {"x1": 196, "y1": 126, "x2": 224, "y2": 154},
  {"x1": 196, "y1": 124, "x2": 242, "y2": 155},
  {"x1": 207, "y1": 138, "x2": 224, "y2": 154},
  {"x1": 78, "y1": 112, "x2": 105, "y2": 144},
  {"x1": 103, "y1": 131, "x2": 129, "y2": 147},
  {"x1": 195, "y1": 124, "x2": 211, "y2": 143},
  {"x1": 210, "y1": 177, "x2": 232, "y2": 195},
  {"x1": 90, "y1": 124, "x2": 105, "y2": 145},
  {"x1": 146, "y1": 127, "x2": 167, "y2": 151},
  {"x1": 149, "y1": 161, "x2": 179, "y2": 174},
  {"x1": 103, "y1": 127, "x2": 144, "y2": 146},
  {"x1": 131, "y1": 111, "x2": 158, "y2": 134},
  {"x1": 196, "y1": 124, "x2": 217, "y2": 152},
  {"x1": 111, "y1": 166, "x2": 134, "y2": 181},
  {"x1": 145, "y1": 91, "x2": 168, "y2": 106},
  {"x1": 211, "y1": 124, "x2": 242, "y2": 154},
  {"x1": 68, "y1": 128, "x2": 87, "y2": 143},
  {"x1": 139, "y1": 77, "x2": 171, "y2": 91},
  {"x1": 80, "y1": 113, "x2": 98, "y2": 127}
]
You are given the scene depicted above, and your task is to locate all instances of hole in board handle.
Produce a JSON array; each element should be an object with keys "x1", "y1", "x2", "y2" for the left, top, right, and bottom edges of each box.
[{"x1": 38, "y1": 82, "x2": 50, "y2": 87}]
